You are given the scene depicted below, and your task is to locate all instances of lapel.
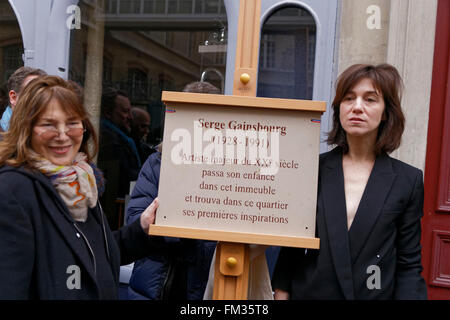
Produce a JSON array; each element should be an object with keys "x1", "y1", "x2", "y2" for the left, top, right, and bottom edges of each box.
[
  {"x1": 347, "y1": 152, "x2": 397, "y2": 263},
  {"x1": 321, "y1": 148, "x2": 355, "y2": 299},
  {"x1": 32, "y1": 172, "x2": 99, "y2": 287}
]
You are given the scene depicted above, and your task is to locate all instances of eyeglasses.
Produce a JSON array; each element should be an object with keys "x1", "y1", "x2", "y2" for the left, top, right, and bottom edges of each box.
[{"x1": 36, "y1": 124, "x2": 86, "y2": 140}]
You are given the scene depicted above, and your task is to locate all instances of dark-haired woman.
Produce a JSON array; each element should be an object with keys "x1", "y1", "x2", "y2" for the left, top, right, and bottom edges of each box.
[
  {"x1": 0, "y1": 76, "x2": 159, "y2": 299},
  {"x1": 272, "y1": 64, "x2": 427, "y2": 300}
]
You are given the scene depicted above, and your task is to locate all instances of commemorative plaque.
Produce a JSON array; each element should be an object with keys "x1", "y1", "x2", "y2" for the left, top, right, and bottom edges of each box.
[{"x1": 149, "y1": 91, "x2": 325, "y2": 249}]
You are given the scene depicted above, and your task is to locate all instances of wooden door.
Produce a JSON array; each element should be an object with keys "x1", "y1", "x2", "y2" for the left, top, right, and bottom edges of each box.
[{"x1": 421, "y1": 0, "x2": 450, "y2": 300}]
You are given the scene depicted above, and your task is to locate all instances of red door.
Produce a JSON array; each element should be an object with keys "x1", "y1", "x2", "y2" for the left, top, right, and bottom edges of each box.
[{"x1": 421, "y1": 0, "x2": 450, "y2": 300}]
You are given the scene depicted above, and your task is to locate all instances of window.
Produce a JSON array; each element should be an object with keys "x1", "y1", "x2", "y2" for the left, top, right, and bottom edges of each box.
[
  {"x1": 257, "y1": 6, "x2": 316, "y2": 100},
  {"x1": 128, "y1": 68, "x2": 149, "y2": 103},
  {"x1": 3, "y1": 44, "x2": 23, "y2": 82},
  {"x1": 259, "y1": 34, "x2": 276, "y2": 69}
]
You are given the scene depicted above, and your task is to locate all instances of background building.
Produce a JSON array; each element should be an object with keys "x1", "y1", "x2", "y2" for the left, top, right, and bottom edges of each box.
[{"x1": 0, "y1": 0, "x2": 448, "y2": 299}]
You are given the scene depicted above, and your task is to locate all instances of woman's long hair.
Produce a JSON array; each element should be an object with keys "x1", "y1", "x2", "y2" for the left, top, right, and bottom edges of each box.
[{"x1": 0, "y1": 76, "x2": 98, "y2": 168}]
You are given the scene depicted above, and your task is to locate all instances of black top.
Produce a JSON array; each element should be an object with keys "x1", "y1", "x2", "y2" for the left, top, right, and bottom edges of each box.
[
  {"x1": 272, "y1": 147, "x2": 427, "y2": 300},
  {"x1": 76, "y1": 213, "x2": 116, "y2": 299}
]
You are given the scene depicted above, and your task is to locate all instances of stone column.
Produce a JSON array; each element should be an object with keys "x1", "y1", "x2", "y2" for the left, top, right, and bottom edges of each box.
[
  {"x1": 337, "y1": 0, "x2": 390, "y2": 73},
  {"x1": 387, "y1": 0, "x2": 438, "y2": 171}
]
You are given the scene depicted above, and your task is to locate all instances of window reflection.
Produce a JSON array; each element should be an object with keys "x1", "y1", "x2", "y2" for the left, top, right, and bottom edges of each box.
[
  {"x1": 0, "y1": 0, "x2": 24, "y2": 113},
  {"x1": 69, "y1": 0, "x2": 227, "y2": 229},
  {"x1": 105, "y1": 0, "x2": 225, "y2": 14},
  {"x1": 2, "y1": 44, "x2": 23, "y2": 81},
  {"x1": 258, "y1": 6, "x2": 316, "y2": 100},
  {"x1": 70, "y1": 0, "x2": 227, "y2": 142}
]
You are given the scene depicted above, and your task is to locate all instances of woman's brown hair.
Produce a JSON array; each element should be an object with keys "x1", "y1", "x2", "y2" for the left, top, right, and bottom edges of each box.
[
  {"x1": 0, "y1": 76, "x2": 98, "y2": 167},
  {"x1": 327, "y1": 63, "x2": 405, "y2": 155}
]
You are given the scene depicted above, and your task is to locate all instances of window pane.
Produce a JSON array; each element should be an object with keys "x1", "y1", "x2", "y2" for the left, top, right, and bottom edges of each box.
[
  {"x1": 179, "y1": 0, "x2": 193, "y2": 14},
  {"x1": 168, "y1": 0, "x2": 177, "y2": 13},
  {"x1": 194, "y1": 0, "x2": 203, "y2": 14},
  {"x1": 105, "y1": 0, "x2": 118, "y2": 14},
  {"x1": 258, "y1": 6, "x2": 316, "y2": 100},
  {"x1": 120, "y1": 0, "x2": 141, "y2": 14},
  {"x1": 205, "y1": 0, "x2": 220, "y2": 14},
  {"x1": 154, "y1": 0, "x2": 166, "y2": 14},
  {"x1": 3, "y1": 44, "x2": 23, "y2": 80}
]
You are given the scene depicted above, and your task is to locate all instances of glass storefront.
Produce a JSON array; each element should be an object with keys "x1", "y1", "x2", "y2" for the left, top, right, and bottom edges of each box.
[{"x1": 69, "y1": 0, "x2": 228, "y2": 228}]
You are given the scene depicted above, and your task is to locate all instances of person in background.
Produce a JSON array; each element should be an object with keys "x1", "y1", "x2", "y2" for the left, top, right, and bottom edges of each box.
[
  {"x1": 0, "y1": 76, "x2": 160, "y2": 299},
  {"x1": 272, "y1": 64, "x2": 427, "y2": 300},
  {"x1": 130, "y1": 107, "x2": 155, "y2": 164},
  {"x1": 1, "y1": 66, "x2": 47, "y2": 133},
  {"x1": 125, "y1": 82, "x2": 219, "y2": 300},
  {"x1": 97, "y1": 88, "x2": 141, "y2": 229}
]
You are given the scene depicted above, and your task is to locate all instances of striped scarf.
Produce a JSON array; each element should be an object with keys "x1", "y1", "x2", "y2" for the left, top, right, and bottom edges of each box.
[{"x1": 35, "y1": 153, "x2": 98, "y2": 222}]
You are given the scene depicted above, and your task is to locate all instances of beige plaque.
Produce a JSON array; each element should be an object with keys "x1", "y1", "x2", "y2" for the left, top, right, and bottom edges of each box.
[{"x1": 154, "y1": 91, "x2": 325, "y2": 247}]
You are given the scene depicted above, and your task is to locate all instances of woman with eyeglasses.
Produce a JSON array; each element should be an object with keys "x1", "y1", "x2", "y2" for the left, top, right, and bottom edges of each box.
[{"x1": 0, "y1": 76, "x2": 160, "y2": 299}]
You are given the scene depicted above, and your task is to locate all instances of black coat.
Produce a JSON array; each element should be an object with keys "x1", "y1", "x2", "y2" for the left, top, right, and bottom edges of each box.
[
  {"x1": 0, "y1": 165, "x2": 160, "y2": 299},
  {"x1": 272, "y1": 147, "x2": 427, "y2": 299}
]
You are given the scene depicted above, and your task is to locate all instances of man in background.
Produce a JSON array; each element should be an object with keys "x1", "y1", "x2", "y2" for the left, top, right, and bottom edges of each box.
[
  {"x1": 98, "y1": 87, "x2": 141, "y2": 229},
  {"x1": 1, "y1": 66, "x2": 47, "y2": 132},
  {"x1": 130, "y1": 107, "x2": 155, "y2": 164}
]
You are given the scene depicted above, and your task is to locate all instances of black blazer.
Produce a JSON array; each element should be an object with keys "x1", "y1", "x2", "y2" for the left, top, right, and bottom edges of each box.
[
  {"x1": 272, "y1": 147, "x2": 427, "y2": 299},
  {"x1": 0, "y1": 165, "x2": 160, "y2": 299}
]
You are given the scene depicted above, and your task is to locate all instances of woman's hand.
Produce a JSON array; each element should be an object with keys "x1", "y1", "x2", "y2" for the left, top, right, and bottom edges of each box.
[{"x1": 140, "y1": 198, "x2": 159, "y2": 234}]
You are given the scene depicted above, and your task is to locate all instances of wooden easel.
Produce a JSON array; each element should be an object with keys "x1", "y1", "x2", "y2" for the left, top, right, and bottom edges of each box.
[
  {"x1": 213, "y1": 0, "x2": 261, "y2": 300},
  {"x1": 149, "y1": 0, "x2": 323, "y2": 300}
]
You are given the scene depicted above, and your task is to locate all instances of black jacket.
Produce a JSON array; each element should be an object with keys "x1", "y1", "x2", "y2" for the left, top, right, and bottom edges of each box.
[
  {"x1": 272, "y1": 147, "x2": 427, "y2": 299},
  {"x1": 0, "y1": 165, "x2": 160, "y2": 299}
]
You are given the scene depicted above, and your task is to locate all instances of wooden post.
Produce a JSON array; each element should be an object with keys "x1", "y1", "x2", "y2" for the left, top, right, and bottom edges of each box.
[
  {"x1": 213, "y1": 0, "x2": 262, "y2": 300},
  {"x1": 213, "y1": 242, "x2": 250, "y2": 300},
  {"x1": 232, "y1": 0, "x2": 261, "y2": 97}
]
